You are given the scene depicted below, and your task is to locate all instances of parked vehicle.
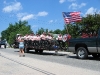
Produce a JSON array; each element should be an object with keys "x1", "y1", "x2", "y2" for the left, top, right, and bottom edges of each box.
[
  {"x1": 0, "y1": 40, "x2": 7, "y2": 48},
  {"x1": 67, "y1": 29, "x2": 100, "y2": 59}
]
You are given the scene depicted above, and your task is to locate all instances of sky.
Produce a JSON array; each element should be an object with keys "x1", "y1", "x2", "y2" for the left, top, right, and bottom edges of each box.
[{"x1": 0, "y1": 0, "x2": 100, "y2": 36}]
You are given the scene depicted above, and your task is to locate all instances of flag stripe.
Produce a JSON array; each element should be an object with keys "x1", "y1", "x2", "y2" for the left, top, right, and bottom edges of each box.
[{"x1": 62, "y1": 12, "x2": 82, "y2": 24}]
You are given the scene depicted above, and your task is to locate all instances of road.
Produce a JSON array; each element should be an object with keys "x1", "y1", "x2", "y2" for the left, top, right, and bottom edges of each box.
[{"x1": 0, "y1": 48, "x2": 100, "y2": 72}]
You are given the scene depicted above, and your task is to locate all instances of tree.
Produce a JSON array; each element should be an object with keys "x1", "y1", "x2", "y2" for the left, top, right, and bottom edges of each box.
[
  {"x1": 65, "y1": 23, "x2": 81, "y2": 38},
  {"x1": 62, "y1": 13, "x2": 100, "y2": 38},
  {"x1": 36, "y1": 28, "x2": 45, "y2": 34},
  {"x1": 79, "y1": 13, "x2": 100, "y2": 34},
  {"x1": 1, "y1": 21, "x2": 33, "y2": 45},
  {"x1": 53, "y1": 29, "x2": 62, "y2": 34}
]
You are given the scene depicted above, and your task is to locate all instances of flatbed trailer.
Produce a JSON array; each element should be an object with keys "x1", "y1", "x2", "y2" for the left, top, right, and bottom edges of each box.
[{"x1": 23, "y1": 40, "x2": 67, "y2": 53}]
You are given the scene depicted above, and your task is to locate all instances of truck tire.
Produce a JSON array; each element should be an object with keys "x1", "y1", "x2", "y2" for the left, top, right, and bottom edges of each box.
[
  {"x1": 4, "y1": 45, "x2": 6, "y2": 48},
  {"x1": 76, "y1": 47, "x2": 88, "y2": 59},
  {"x1": 92, "y1": 54, "x2": 100, "y2": 58},
  {"x1": 39, "y1": 50, "x2": 43, "y2": 53},
  {"x1": 35, "y1": 50, "x2": 39, "y2": 53}
]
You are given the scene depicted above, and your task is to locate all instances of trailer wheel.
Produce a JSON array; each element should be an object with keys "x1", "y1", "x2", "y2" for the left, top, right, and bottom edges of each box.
[
  {"x1": 35, "y1": 50, "x2": 38, "y2": 53},
  {"x1": 39, "y1": 50, "x2": 43, "y2": 53},
  {"x1": 4, "y1": 45, "x2": 6, "y2": 48},
  {"x1": 24, "y1": 47, "x2": 29, "y2": 53},
  {"x1": 76, "y1": 47, "x2": 88, "y2": 59}
]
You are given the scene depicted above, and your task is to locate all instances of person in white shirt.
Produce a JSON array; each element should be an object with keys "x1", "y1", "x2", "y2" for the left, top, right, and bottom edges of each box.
[
  {"x1": 28, "y1": 34, "x2": 32, "y2": 41},
  {"x1": 40, "y1": 32, "x2": 47, "y2": 47},
  {"x1": 34, "y1": 34, "x2": 41, "y2": 46},
  {"x1": 40, "y1": 32, "x2": 46, "y2": 40},
  {"x1": 24, "y1": 34, "x2": 30, "y2": 40},
  {"x1": 57, "y1": 34, "x2": 63, "y2": 50},
  {"x1": 29, "y1": 33, "x2": 35, "y2": 41},
  {"x1": 36, "y1": 34, "x2": 41, "y2": 41},
  {"x1": 57, "y1": 34, "x2": 62, "y2": 40},
  {"x1": 17, "y1": 35, "x2": 24, "y2": 41},
  {"x1": 45, "y1": 33, "x2": 53, "y2": 47},
  {"x1": 28, "y1": 33, "x2": 35, "y2": 46},
  {"x1": 46, "y1": 33, "x2": 53, "y2": 40}
]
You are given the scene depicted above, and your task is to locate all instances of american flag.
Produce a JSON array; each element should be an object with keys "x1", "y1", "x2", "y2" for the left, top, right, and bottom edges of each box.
[{"x1": 62, "y1": 12, "x2": 82, "y2": 24}]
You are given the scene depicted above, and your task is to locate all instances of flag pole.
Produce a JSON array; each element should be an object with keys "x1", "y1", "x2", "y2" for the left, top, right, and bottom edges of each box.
[
  {"x1": 66, "y1": 24, "x2": 69, "y2": 34},
  {"x1": 62, "y1": 12, "x2": 69, "y2": 52},
  {"x1": 62, "y1": 12, "x2": 69, "y2": 34}
]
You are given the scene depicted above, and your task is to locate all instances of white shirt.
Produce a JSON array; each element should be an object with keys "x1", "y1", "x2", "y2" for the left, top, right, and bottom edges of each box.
[
  {"x1": 58, "y1": 35, "x2": 62, "y2": 40},
  {"x1": 36, "y1": 36, "x2": 41, "y2": 41},
  {"x1": 40, "y1": 34, "x2": 46, "y2": 40}
]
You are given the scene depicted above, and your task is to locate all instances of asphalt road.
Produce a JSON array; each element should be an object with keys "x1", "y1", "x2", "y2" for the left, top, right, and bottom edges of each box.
[{"x1": 0, "y1": 48, "x2": 100, "y2": 72}]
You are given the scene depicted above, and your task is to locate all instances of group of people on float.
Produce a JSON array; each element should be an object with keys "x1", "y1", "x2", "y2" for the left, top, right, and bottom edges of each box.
[
  {"x1": 17, "y1": 32, "x2": 71, "y2": 42},
  {"x1": 17, "y1": 32, "x2": 53, "y2": 41},
  {"x1": 17, "y1": 32, "x2": 71, "y2": 57},
  {"x1": 81, "y1": 32, "x2": 97, "y2": 38}
]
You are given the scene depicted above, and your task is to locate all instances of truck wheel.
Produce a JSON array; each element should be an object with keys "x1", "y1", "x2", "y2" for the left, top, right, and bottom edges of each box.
[
  {"x1": 35, "y1": 50, "x2": 38, "y2": 53},
  {"x1": 4, "y1": 45, "x2": 6, "y2": 48},
  {"x1": 24, "y1": 47, "x2": 29, "y2": 53},
  {"x1": 92, "y1": 54, "x2": 100, "y2": 58},
  {"x1": 39, "y1": 50, "x2": 43, "y2": 53},
  {"x1": 76, "y1": 47, "x2": 88, "y2": 59}
]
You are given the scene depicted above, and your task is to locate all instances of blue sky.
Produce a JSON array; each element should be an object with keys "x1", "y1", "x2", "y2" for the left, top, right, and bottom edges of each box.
[{"x1": 0, "y1": 0, "x2": 100, "y2": 36}]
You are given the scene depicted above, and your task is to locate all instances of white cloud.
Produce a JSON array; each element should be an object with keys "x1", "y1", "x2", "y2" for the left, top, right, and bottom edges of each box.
[
  {"x1": 79, "y1": 3, "x2": 86, "y2": 8},
  {"x1": 21, "y1": 14, "x2": 34, "y2": 21},
  {"x1": 59, "y1": 0, "x2": 66, "y2": 4},
  {"x1": 17, "y1": 13, "x2": 27, "y2": 18},
  {"x1": 69, "y1": 3, "x2": 78, "y2": 9},
  {"x1": 3, "y1": 1, "x2": 22, "y2": 13},
  {"x1": 17, "y1": 11, "x2": 48, "y2": 21},
  {"x1": 85, "y1": 7, "x2": 97, "y2": 15},
  {"x1": 17, "y1": 13, "x2": 35, "y2": 21},
  {"x1": 49, "y1": 20, "x2": 53, "y2": 23},
  {"x1": 3, "y1": 1, "x2": 7, "y2": 4},
  {"x1": 32, "y1": 25, "x2": 38, "y2": 28},
  {"x1": 54, "y1": 20, "x2": 57, "y2": 22},
  {"x1": 69, "y1": 2, "x2": 86, "y2": 9},
  {"x1": 37, "y1": 11, "x2": 48, "y2": 17},
  {"x1": 48, "y1": 20, "x2": 58, "y2": 24}
]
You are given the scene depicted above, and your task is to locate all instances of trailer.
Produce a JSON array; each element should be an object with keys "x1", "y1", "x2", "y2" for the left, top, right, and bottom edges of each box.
[
  {"x1": 24, "y1": 39, "x2": 67, "y2": 53},
  {"x1": 13, "y1": 34, "x2": 68, "y2": 53}
]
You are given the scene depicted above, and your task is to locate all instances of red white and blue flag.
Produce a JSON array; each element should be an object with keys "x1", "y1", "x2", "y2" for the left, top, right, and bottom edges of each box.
[{"x1": 62, "y1": 12, "x2": 82, "y2": 24}]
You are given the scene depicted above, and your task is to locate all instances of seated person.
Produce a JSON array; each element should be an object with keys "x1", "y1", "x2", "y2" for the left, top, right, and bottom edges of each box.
[
  {"x1": 81, "y1": 32, "x2": 89, "y2": 38},
  {"x1": 40, "y1": 32, "x2": 46, "y2": 40}
]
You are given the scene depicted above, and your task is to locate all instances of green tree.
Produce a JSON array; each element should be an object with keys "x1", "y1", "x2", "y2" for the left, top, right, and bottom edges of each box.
[
  {"x1": 1, "y1": 21, "x2": 33, "y2": 45},
  {"x1": 36, "y1": 28, "x2": 45, "y2": 34},
  {"x1": 79, "y1": 13, "x2": 100, "y2": 34},
  {"x1": 62, "y1": 13, "x2": 100, "y2": 38},
  {"x1": 53, "y1": 29, "x2": 62, "y2": 34}
]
